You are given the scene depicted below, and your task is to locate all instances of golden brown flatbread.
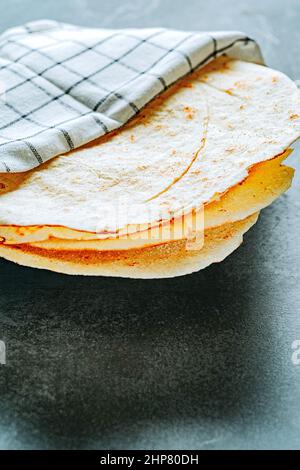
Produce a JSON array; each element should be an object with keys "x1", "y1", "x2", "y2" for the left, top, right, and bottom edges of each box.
[{"x1": 0, "y1": 214, "x2": 258, "y2": 278}]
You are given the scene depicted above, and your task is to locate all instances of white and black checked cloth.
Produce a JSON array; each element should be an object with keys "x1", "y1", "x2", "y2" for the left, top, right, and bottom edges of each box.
[{"x1": 0, "y1": 20, "x2": 263, "y2": 173}]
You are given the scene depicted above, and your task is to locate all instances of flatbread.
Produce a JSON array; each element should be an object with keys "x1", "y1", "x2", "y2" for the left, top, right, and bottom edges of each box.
[
  {"x1": 0, "y1": 57, "x2": 299, "y2": 236},
  {"x1": 0, "y1": 57, "x2": 297, "y2": 278},
  {"x1": 23, "y1": 151, "x2": 293, "y2": 250},
  {"x1": 0, "y1": 150, "x2": 293, "y2": 248},
  {"x1": 0, "y1": 214, "x2": 258, "y2": 278}
]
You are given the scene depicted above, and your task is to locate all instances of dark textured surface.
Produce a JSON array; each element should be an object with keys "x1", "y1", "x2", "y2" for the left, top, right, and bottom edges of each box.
[{"x1": 0, "y1": 0, "x2": 300, "y2": 450}]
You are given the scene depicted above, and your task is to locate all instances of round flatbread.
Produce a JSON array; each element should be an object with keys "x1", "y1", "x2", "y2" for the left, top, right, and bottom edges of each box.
[
  {"x1": 0, "y1": 214, "x2": 258, "y2": 278},
  {"x1": 23, "y1": 152, "x2": 293, "y2": 251},
  {"x1": 0, "y1": 150, "x2": 293, "y2": 246}
]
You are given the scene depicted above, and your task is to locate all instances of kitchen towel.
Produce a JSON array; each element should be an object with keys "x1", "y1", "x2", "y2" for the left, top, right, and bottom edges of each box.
[{"x1": 0, "y1": 20, "x2": 263, "y2": 172}]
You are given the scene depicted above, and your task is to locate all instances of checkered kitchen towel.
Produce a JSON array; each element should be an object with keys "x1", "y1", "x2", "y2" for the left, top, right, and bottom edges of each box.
[{"x1": 0, "y1": 20, "x2": 263, "y2": 173}]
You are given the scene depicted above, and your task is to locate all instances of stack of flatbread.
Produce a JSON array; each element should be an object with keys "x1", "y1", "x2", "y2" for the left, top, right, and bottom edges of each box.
[{"x1": 0, "y1": 57, "x2": 299, "y2": 278}]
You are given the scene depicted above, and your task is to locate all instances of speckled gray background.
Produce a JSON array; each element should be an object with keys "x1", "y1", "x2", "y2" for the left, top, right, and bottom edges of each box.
[{"x1": 0, "y1": 0, "x2": 300, "y2": 450}]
